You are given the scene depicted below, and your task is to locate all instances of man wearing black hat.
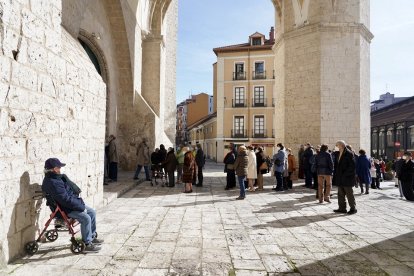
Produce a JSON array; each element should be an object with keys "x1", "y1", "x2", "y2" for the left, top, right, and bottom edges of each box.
[{"x1": 42, "y1": 158, "x2": 103, "y2": 252}]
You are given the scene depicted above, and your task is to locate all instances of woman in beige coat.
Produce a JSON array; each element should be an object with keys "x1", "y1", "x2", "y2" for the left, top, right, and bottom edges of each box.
[{"x1": 246, "y1": 146, "x2": 257, "y2": 192}]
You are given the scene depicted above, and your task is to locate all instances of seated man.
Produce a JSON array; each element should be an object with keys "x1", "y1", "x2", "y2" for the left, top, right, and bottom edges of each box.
[{"x1": 42, "y1": 158, "x2": 103, "y2": 252}]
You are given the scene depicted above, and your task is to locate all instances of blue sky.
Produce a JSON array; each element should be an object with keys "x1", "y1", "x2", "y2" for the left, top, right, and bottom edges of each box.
[{"x1": 176, "y1": 0, "x2": 414, "y2": 104}]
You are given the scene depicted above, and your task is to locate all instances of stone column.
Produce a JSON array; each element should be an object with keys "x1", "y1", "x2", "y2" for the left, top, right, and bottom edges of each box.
[
  {"x1": 142, "y1": 34, "x2": 163, "y2": 117},
  {"x1": 274, "y1": 0, "x2": 373, "y2": 151}
]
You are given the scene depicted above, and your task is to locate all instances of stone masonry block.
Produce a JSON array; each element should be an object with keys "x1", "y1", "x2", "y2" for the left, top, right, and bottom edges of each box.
[
  {"x1": 11, "y1": 62, "x2": 37, "y2": 91},
  {"x1": 30, "y1": 0, "x2": 51, "y2": 26},
  {"x1": 1, "y1": 28, "x2": 20, "y2": 59},
  {"x1": 27, "y1": 40, "x2": 47, "y2": 72},
  {"x1": 45, "y1": 28, "x2": 61, "y2": 54},
  {"x1": 0, "y1": 56, "x2": 11, "y2": 82},
  {"x1": 21, "y1": 8, "x2": 44, "y2": 44},
  {"x1": 0, "y1": 137, "x2": 25, "y2": 158},
  {"x1": 66, "y1": 62, "x2": 79, "y2": 86}
]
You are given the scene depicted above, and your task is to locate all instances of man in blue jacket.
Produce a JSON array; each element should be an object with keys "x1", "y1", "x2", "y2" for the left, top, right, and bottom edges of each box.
[{"x1": 42, "y1": 158, "x2": 103, "y2": 252}]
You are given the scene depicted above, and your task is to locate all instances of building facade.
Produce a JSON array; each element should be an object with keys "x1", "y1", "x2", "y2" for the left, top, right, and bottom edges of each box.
[
  {"x1": 213, "y1": 29, "x2": 276, "y2": 160},
  {"x1": 371, "y1": 92, "x2": 410, "y2": 112},
  {"x1": 188, "y1": 113, "x2": 218, "y2": 161},
  {"x1": 175, "y1": 93, "x2": 213, "y2": 146},
  {"x1": 371, "y1": 96, "x2": 414, "y2": 160},
  {"x1": 0, "y1": 0, "x2": 177, "y2": 265}
]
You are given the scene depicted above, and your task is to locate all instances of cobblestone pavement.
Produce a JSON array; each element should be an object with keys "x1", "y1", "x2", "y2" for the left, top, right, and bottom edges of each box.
[{"x1": 3, "y1": 162, "x2": 414, "y2": 276}]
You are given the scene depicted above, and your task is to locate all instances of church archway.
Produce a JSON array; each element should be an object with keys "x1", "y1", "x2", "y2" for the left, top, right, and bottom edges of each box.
[{"x1": 78, "y1": 29, "x2": 111, "y2": 137}]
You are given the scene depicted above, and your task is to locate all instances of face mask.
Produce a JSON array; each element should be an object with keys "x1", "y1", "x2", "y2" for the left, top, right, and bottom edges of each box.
[
  {"x1": 403, "y1": 156, "x2": 407, "y2": 160},
  {"x1": 334, "y1": 146, "x2": 339, "y2": 151},
  {"x1": 177, "y1": 147, "x2": 181, "y2": 151},
  {"x1": 277, "y1": 147, "x2": 281, "y2": 151}
]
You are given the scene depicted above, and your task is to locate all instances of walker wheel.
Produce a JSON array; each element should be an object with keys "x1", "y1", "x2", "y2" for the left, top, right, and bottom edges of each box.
[
  {"x1": 25, "y1": 241, "x2": 39, "y2": 255},
  {"x1": 45, "y1": 229, "x2": 59, "y2": 242},
  {"x1": 70, "y1": 240, "x2": 85, "y2": 254}
]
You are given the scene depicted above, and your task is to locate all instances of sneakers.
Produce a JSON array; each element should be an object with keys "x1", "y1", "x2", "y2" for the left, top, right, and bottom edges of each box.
[
  {"x1": 84, "y1": 243, "x2": 101, "y2": 252},
  {"x1": 236, "y1": 196, "x2": 245, "y2": 200},
  {"x1": 92, "y1": 238, "x2": 104, "y2": 245}
]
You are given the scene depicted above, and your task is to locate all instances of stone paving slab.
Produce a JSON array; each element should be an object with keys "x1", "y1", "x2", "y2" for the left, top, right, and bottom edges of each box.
[{"x1": 2, "y1": 161, "x2": 414, "y2": 275}]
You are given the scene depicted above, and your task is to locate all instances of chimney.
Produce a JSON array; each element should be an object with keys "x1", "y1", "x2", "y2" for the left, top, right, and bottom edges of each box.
[{"x1": 269, "y1": 26, "x2": 275, "y2": 42}]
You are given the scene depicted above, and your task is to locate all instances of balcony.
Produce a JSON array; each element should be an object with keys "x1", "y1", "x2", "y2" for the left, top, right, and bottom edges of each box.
[
  {"x1": 233, "y1": 71, "x2": 246, "y2": 81},
  {"x1": 252, "y1": 98, "x2": 267, "y2": 107},
  {"x1": 252, "y1": 129, "x2": 268, "y2": 138},
  {"x1": 231, "y1": 129, "x2": 247, "y2": 138},
  {"x1": 253, "y1": 71, "x2": 266, "y2": 80},
  {"x1": 232, "y1": 99, "x2": 247, "y2": 108}
]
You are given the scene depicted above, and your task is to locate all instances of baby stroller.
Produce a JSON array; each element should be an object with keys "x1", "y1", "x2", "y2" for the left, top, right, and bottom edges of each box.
[
  {"x1": 151, "y1": 163, "x2": 166, "y2": 186},
  {"x1": 25, "y1": 191, "x2": 92, "y2": 255}
]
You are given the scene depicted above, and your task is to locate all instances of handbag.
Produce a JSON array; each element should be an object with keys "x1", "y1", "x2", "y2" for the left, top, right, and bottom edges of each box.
[
  {"x1": 259, "y1": 162, "x2": 268, "y2": 170},
  {"x1": 226, "y1": 164, "x2": 234, "y2": 170}
]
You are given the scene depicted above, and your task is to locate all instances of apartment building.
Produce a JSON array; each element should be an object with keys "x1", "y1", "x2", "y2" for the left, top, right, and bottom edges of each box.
[
  {"x1": 212, "y1": 27, "x2": 276, "y2": 160},
  {"x1": 176, "y1": 93, "x2": 214, "y2": 146}
]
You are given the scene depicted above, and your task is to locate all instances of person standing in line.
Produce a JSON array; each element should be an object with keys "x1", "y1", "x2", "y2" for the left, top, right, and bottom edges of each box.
[
  {"x1": 107, "y1": 134, "x2": 118, "y2": 182},
  {"x1": 246, "y1": 146, "x2": 257, "y2": 192},
  {"x1": 356, "y1": 149, "x2": 372, "y2": 195},
  {"x1": 373, "y1": 159, "x2": 382, "y2": 189},
  {"x1": 286, "y1": 148, "x2": 296, "y2": 189},
  {"x1": 400, "y1": 152, "x2": 414, "y2": 200},
  {"x1": 182, "y1": 148, "x2": 196, "y2": 193},
  {"x1": 195, "y1": 144, "x2": 205, "y2": 187},
  {"x1": 163, "y1": 147, "x2": 177, "y2": 187},
  {"x1": 256, "y1": 147, "x2": 267, "y2": 191},
  {"x1": 333, "y1": 140, "x2": 357, "y2": 215},
  {"x1": 298, "y1": 145, "x2": 305, "y2": 179},
  {"x1": 234, "y1": 146, "x2": 249, "y2": 200},
  {"x1": 176, "y1": 145, "x2": 185, "y2": 184},
  {"x1": 370, "y1": 159, "x2": 378, "y2": 191},
  {"x1": 303, "y1": 143, "x2": 314, "y2": 188},
  {"x1": 315, "y1": 144, "x2": 334, "y2": 203},
  {"x1": 393, "y1": 156, "x2": 405, "y2": 197},
  {"x1": 132, "y1": 138, "x2": 151, "y2": 181},
  {"x1": 224, "y1": 147, "x2": 236, "y2": 190},
  {"x1": 273, "y1": 143, "x2": 287, "y2": 191}
]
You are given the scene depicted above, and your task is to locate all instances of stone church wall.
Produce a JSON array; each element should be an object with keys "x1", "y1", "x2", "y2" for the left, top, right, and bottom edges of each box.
[{"x1": 0, "y1": 0, "x2": 106, "y2": 265}]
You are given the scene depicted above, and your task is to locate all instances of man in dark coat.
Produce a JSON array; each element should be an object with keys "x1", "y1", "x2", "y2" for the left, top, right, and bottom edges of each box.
[
  {"x1": 303, "y1": 143, "x2": 314, "y2": 188},
  {"x1": 195, "y1": 144, "x2": 205, "y2": 187},
  {"x1": 333, "y1": 140, "x2": 357, "y2": 214},
  {"x1": 400, "y1": 152, "x2": 414, "y2": 201},
  {"x1": 42, "y1": 158, "x2": 103, "y2": 252},
  {"x1": 163, "y1": 147, "x2": 177, "y2": 187}
]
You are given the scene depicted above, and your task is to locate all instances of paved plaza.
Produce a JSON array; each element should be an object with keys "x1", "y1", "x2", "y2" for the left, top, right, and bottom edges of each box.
[{"x1": 2, "y1": 162, "x2": 414, "y2": 276}]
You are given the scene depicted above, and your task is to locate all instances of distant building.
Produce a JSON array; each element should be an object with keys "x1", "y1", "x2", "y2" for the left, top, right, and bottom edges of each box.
[
  {"x1": 371, "y1": 96, "x2": 414, "y2": 160},
  {"x1": 371, "y1": 92, "x2": 410, "y2": 111},
  {"x1": 176, "y1": 93, "x2": 213, "y2": 146}
]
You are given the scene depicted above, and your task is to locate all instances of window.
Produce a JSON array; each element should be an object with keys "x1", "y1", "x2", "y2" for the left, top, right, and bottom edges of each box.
[
  {"x1": 234, "y1": 63, "x2": 245, "y2": 80},
  {"x1": 254, "y1": 116, "x2": 265, "y2": 137},
  {"x1": 386, "y1": 129, "x2": 394, "y2": 147},
  {"x1": 252, "y1": 37, "x2": 261, "y2": 45},
  {"x1": 372, "y1": 131, "x2": 378, "y2": 156},
  {"x1": 234, "y1": 116, "x2": 245, "y2": 136},
  {"x1": 255, "y1": 62, "x2": 264, "y2": 73},
  {"x1": 253, "y1": 86, "x2": 265, "y2": 106},
  {"x1": 234, "y1": 87, "x2": 245, "y2": 107},
  {"x1": 254, "y1": 62, "x2": 265, "y2": 79},
  {"x1": 379, "y1": 130, "x2": 385, "y2": 155},
  {"x1": 408, "y1": 127, "x2": 414, "y2": 150}
]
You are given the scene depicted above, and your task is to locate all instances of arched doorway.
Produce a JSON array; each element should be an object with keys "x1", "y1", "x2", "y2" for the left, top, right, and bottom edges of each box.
[{"x1": 78, "y1": 29, "x2": 110, "y2": 137}]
